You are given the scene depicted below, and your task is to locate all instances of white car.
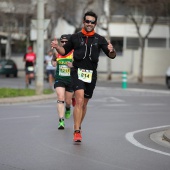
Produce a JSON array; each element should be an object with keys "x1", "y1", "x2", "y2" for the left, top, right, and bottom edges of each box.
[{"x1": 166, "y1": 67, "x2": 170, "y2": 89}]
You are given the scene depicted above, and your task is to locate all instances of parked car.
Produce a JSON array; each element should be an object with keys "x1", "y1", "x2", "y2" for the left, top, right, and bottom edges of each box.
[
  {"x1": 0, "y1": 59, "x2": 18, "y2": 77},
  {"x1": 166, "y1": 66, "x2": 170, "y2": 89}
]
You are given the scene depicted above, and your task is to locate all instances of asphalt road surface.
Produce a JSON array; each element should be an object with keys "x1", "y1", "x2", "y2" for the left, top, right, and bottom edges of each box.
[
  {"x1": 0, "y1": 74, "x2": 50, "y2": 89},
  {"x1": 0, "y1": 72, "x2": 168, "y2": 90},
  {"x1": 0, "y1": 80, "x2": 170, "y2": 170}
]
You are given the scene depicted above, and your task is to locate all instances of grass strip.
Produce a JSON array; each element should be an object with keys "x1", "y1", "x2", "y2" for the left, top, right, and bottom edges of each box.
[{"x1": 0, "y1": 88, "x2": 53, "y2": 98}]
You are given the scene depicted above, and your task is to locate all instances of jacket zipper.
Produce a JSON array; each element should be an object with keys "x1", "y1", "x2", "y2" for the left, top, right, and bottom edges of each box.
[
  {"x1": 83, "y1": 36, "x2": 92, "y2": 60},
  {"x1": 83, "y1": 44, "x2": 87, "y2": 59},
  {"x1": 89, "y1": 44, "x2": 92, "y2": 60}
]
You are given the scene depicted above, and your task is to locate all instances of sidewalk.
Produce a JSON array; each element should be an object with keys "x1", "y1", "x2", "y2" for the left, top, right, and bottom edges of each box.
[
  {"x1": 98, "y1": 74, "x2": 166, "y2": 85},
  {"x1": 163, "y1": 129, "x2": 170, "y2": 143}
]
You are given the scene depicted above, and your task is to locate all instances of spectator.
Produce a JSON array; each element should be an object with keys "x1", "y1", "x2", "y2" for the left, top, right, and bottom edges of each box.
[{"x1": 44, "y1": 50, "x2": 55, "y2": 89}]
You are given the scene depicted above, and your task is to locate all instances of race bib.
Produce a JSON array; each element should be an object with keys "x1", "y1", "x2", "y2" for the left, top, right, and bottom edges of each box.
[
  {"x1": 59, "y1": 65, "x2": 70, "y2": 76},
  {"x1": 78, "y1": 68, "x2": 93, "y2": 83},
  {"x1": 27, "y1": 66, "x2": 34, "y2": 71}
]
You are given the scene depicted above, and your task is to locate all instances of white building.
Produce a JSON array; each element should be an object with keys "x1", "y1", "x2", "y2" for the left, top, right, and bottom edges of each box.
[
  {"x1": 97, "y1": 17, "x2": 170, "y2": 79},
  {"x1": 96, "y1": 0, "x2": 170, "y2": 80}
]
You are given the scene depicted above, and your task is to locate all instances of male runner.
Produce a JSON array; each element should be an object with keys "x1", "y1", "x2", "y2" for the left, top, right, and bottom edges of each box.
[
  {"x1": 51, "y1": 34, "x2": 74, "y2": 129},
  {"x1": 51, "y1": 11, "x2": 116, "y2": 142}
]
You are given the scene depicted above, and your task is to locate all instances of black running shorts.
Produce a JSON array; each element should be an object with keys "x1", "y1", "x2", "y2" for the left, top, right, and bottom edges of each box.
[
  {"x1": 71, "y1": 68, "x2": 97, "y2": 99},
  {"x1": 54, "y1": 80, "x2": 73, "y2": 92}
]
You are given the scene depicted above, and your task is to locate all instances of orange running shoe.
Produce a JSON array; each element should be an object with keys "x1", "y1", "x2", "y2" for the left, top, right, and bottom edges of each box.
[
  {"x1": 72, "y1": 98, "x2": 76, "y2": 107},
  {"x1": 73, "y1": 130, "x2": 82, "y2": 142}
]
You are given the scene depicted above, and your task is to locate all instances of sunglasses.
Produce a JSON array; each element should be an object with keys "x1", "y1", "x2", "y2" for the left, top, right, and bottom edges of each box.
[
  {"x1": 61, "y1": 41, "x2": 68, "y2": 43},
  {"x1": 84, "y1": 19, "x2": 96, "y2": 24}
]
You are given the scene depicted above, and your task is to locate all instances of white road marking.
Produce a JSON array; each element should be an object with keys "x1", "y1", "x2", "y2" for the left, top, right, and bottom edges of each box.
[
  {"x1": 126, "y1": 88, "x2": 170, "y2": 94},
  {"x1": 125, "y1": 125, "x2": 170, "y2": 156},
  {"x1": 0, "y1": 115, "x2": 40, "y2": 121},
  {"x1": 92, "y1": 96, "x2": 124, "y2": 103},
  {"x1": 110, "y1": 97, "x2": 124, "y2": 102},
  {"x1": 140, "y1": 103, "x2": 166, "y2": 106},
  {"x1": 104, "y1": 104, "x2": 129, "y2": 107},
  {"x1": 30, "y1": 105, "x2": 54, "y2": 108}
]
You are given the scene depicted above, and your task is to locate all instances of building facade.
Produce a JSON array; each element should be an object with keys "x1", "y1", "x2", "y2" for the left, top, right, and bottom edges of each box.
[
  {"x1": 97, "y1": 0, "x2": 170, "y2": 79},
  {"x1": 1, "y1": 0, "x2": 170, "y2": 79}
]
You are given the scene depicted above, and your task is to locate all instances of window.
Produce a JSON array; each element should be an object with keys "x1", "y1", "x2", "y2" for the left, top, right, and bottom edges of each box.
[
  {"x1": 148, "y1": 38, "x2": 166, "y2": 48},
  {"x1": 11, "y1": 40, "x2": 26, "y2": 55},
  {"x1": 111, "y1": 37, "x2": 123, "y2": 56},
  {"x1": 127, "y1": 38, "x2": 139, "y2": 49}
]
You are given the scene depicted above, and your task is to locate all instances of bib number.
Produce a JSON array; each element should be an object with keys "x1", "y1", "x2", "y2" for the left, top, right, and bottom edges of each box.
[
  {"x1": 78, "y1": 68, "x2": 93, "y2": 83},
  {"x1": 59, "y1": 65, "x2": 70, "y2": 76},
  {"x1": 27, "y1": 66, "x2": 34, "y2": 71}
]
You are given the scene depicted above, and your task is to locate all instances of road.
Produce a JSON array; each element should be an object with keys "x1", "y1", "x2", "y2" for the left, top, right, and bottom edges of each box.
[
  {"x1": 0, "y1": 73, "x2": 50, "y2": 89},
  {"x1": 0, "y1": 77, "x2": 170, "y2": 170}
]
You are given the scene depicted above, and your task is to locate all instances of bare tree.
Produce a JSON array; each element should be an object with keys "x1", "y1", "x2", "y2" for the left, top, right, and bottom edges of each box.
[
  {"x1": 162, "y1": 0, "x2": 170, "y2": 48},
  {"x1": 112, "y1": 0, "x2": 166, "y2": 82},
  {"x1": 46, "y1": 0, "x2": 96, "y2": 37},
  {"x1": 127, "y1": 0, "x2": 164, "y2": 82},
  {"x1": 74, "y1": 0, "x2": 95, "y2": 31},
  {"x1": 101, "y1": 0, "x2": 121, "y2": 80},
  {"x1": 100, "y1": 0, "x2": 112, "y2": 80}
]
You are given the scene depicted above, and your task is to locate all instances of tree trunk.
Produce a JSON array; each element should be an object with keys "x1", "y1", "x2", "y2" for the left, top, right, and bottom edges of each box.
[
  {"x1": 0, "y1": 38, "x2": 2, "y2": 58},
  {"x1": 138, "y1": 39, "x2": 145, "y2": 82},
  {"x1": 104, "y1": 0, "x2": 112, "y2": 80},
  {"x1": 5, "y1": 33, "x2": 11, "y2": 59},
  {"x1": 106, "y1": 30, "x2": 112, "y2": 80}
]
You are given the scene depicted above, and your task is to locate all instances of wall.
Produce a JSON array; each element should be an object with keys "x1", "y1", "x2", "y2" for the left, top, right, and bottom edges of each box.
[
  {"x1": 11, "y1": 48, "x2": 170, "y2": 78},
  {"x1": 132, "y1": 48, "x2": 170, "y2": 76},
  {"x1": 11, "y1": 56, "x2": 25, "y2": 70},
  {"x1": 98, "y1": 53, "x2": 132, "y2": 73},
  {"x1": 107, "y1": 23, "x2": 169, "y2": 38},
  {"x1": 97, "y1": 48, "x2": 170, "y2": 78}
]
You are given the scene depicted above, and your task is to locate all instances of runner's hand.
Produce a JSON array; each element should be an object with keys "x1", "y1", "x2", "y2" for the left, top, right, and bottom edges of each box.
[
  {"x1": 51, "y1": 37, "x2": 59, "y2": 49},
  {"x1": 107, "y1": 40, "x2": 114, "y2": 53},
  {"x1": 67, "y1": 62, "x2": 73, "y2": 68}
]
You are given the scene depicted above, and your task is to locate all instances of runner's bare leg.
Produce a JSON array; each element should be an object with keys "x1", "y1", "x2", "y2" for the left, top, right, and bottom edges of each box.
[{"x1": 73, "y1": 89, "x2": 84, "y2": 130}]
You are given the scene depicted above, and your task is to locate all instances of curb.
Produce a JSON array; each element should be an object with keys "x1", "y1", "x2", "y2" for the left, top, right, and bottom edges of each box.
[
  {"x1": 0, "y1": 93, "x2": 56, "y2": 104},
  {"x1": 163, "y1": 129, "x2": 170, "y2": 143}
]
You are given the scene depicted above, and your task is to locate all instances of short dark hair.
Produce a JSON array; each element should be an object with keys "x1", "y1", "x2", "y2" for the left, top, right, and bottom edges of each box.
[{"x1": 83, "y1": 11, "x2": 98, "y2": 23}]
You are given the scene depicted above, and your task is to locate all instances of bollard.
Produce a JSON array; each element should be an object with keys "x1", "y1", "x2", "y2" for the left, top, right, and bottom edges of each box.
[{"x1": 122, "y1": 71, "x2": 127, "y2": 89}]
